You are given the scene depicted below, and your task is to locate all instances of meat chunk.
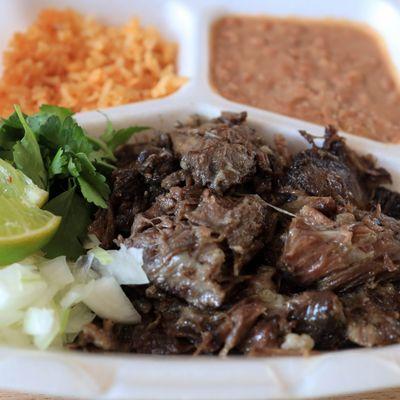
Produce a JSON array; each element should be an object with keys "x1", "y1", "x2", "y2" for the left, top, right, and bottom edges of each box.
[
  {"x1": 280, "y1": 205, "x2": 400, "y2": 291},
  {"x1": 323, "y1": 127, "x2": 391, "y2": 192},
  {"x1": 89, "y1": 168, "x2": 146, "y2": 248},
  {"x1": 75, "y1": 320, "x2": 121, "y2": 352},
  {"x1": 283, "y1": 150, "x2": 365, "y2": 205},
  {"x1": 288, "y1": 291, "x2": 346, "y2": 349},
  {"x1": 114, "y1": 132, "x2": 174, "y2": 168},
  {"x1": 131, "y1": 220, "x2": 227, "y2": 309},
  {"x1": 170, "y1": 111, "x2": 281, "y2": 194},
  {"x1": 89, "y1": 135, "x2": 178, "y2": 248},
  {"x1": 237, "y1": 272, "x2": 292, "y2": 355},
  {"x1": 170, "y1": 111, "x2": 255, "y2": 156},
  {"x1": 343, "y1": 283, "x2": 400, "y2": 347},
  {"x1": 373, "y1": 187, "x2": 400, "y2": 220},
  {"x1": 187, "y1": 191, "x2": 272, "y2": 274},
  {"x1": 108, "y1": 168, "x2": 148, "y2": 237},
  {"x1": 216, "y1": 111, "x2": 248, "y2": 125},
  {"x1": 216, "y1": 299, "x2": 266, "y2": 356},
  {"x1": 181, "y1": 142, "x2": 256, "y2": 193},
  {"x1": 126, "y1": 188, "x2": 272, "y2": 308},
  {"x1": 161, "y1": 169, "x2": 192, "y2": 190},
  {"x1": 283, "y1": 193, "x2": 337, "y2": 215},
  {"x1": 239, "y1": 317, "x2": 289, "y2": 355},
  {"x1": 281, "y1": 127, "x2": 391, "y2": 208},
  {"x1": 131, "y1": 186, "x2": 203, "y2": 224},
  {"x1": 125, "y1": 187, "x2": 225, "y2": 309}
]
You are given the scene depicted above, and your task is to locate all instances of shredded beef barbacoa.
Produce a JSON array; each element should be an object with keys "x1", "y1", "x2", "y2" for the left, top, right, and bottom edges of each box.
[{"x1": 80, "y1": 112, "x2": 400, "y2": 355}]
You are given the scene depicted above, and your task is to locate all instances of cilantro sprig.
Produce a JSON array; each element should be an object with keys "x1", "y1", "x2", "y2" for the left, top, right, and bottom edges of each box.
[{"x1": 0, "y1": 105, "x2": 148, "y2": 259}]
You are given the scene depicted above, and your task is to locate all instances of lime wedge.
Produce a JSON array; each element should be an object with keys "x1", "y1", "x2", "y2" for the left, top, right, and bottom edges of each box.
[
  {"x1": 0, "y1": 195, "x2": 61, "y2": 265},
  {"x1": 0, "y1": 159, "x2": 48, "y2": 207}
]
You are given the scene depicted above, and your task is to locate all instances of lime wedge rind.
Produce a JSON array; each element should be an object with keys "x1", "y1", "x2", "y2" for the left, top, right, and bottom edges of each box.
[
  {"x1": 0, "y1": 195, "x2": 61, "y2": 266},
  {"x1": 0, "y1": 159, "x2": 48, "y2": 208}
]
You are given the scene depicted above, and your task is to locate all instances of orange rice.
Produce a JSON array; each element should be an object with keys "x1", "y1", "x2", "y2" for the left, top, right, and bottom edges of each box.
[{"x1": 0, "y1": 9, "x2": 186, "y2": 116}]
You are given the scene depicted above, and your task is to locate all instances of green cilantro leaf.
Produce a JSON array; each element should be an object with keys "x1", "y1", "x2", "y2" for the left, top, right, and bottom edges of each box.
[
  {"x1": 43, "y1": 187, "x2": 91, "y2": 260},
  {"x1": 77, "y1": 176, "x2": 107, "y2": 208},
  {"x1": 59, "y1": 117, "x2": 94, "y2": 154},
  {"x1": 39, "y1": 104, "x2": 73, "y2": 122},
  {"x1": 49, "y1": 148, "x2": 68, "y2": 178},
  {"x1": 101, "y1": 126, "x2": 148, "y2": 152},
  {"x1": 2, "y1": 111, "x2": 24, "y2": 129},
  {"x1": 87, "y1": 135, "x2": 116, "y2": 162},
  {"x1": 67, "y1": 157, "x2": 81, "y2": 178},
  {"x1": 13, "y1": 105, "x2": 47, "y2": 189},
  {"x1": 36, "y1": 116, "x2": 93, "y2": 155},
  {"x1": 74, "y1": 153, "x2": 109, "y2": 208},
  {"x1": 0, "y1": 121, "x2": 23, "y2": 151},
  {"x1": 27, "y1": 105, "x2": 73, "y2": 135}
]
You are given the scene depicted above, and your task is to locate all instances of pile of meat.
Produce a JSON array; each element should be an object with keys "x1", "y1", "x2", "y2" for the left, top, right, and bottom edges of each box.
[{"x1": 78, "y1": 112, "x2": 400, "y2": 355}]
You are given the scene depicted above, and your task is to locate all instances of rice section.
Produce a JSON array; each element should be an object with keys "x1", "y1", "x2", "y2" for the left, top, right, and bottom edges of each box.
[{"x1": 0, "y1": 9, "x2": 186, "y2": 115}]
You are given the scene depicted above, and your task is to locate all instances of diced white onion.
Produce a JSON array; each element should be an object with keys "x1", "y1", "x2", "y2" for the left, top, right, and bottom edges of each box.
[
  {"x1": 0, "y1": 310, "x2": 24, "y2": 327},
  {"x1": 0, "y1": 246, "x2": 145, "y2": 350},
  {"x1": 65, "y1": 304, "x2": 95, "y2": 334},
  {"x1": 281, "y1": 333, "x2": 314, "y2": 351},
  {"x1": 89, "y1": 246, "x2": 113, "y2": 265},
  {"x1": 83, "y1": 276, "x2": 141, "y2": 324},
  {"x1": 0, "y1": 263, "x2": 47, "y2": 311},
  {"x1": 60, "y1": 281, "x2": 94, "y2": 309},
  {"x1": 39, "y1": 256, "x2": 74, "y2": 288},
  {"x1": 23, "y1": 307, "x2": 56, "y2": 336},
  {"x1": 90, "y1": 245, "x2": 149, "y2": 285}
]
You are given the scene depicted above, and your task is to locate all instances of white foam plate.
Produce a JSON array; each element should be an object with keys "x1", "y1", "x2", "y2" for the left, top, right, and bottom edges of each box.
[{"x1": 1, "y1": 0, "x2": 400, "y2": 398}]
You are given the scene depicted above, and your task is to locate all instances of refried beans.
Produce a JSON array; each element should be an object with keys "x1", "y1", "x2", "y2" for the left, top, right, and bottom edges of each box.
[{"x1": 211, "y1": 16, "x2": 400, "y2": 143}]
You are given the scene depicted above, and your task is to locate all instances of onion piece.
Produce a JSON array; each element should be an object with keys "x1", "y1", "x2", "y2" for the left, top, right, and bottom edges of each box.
[
  {"x1": 83, "y1": 276, "x2": 141, "y2": 324},
  {"x1": 90, "y1": 245, "x2": 149, "y2": 285}
]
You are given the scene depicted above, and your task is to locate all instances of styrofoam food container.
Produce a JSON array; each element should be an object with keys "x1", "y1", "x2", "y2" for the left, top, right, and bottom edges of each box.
[{"x1": 1, "y1": 0, "x2": 400, "y2": 398}]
